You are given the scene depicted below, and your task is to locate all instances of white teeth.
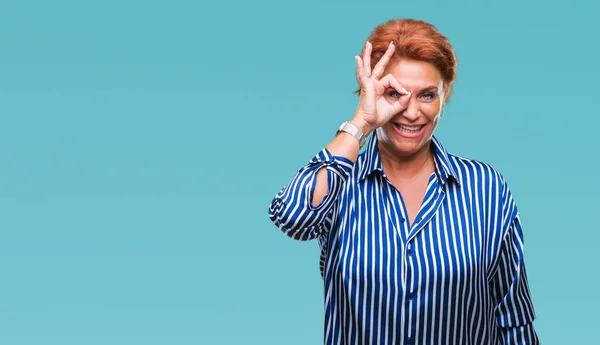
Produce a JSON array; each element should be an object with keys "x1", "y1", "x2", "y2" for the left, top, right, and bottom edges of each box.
[{"x1": 395, "y1": 124, "x2": 423, "y2": 132}]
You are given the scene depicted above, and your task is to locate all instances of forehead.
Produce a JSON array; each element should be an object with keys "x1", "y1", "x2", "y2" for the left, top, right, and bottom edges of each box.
[{"x1": 385, "y1": 59, "x2": 443, "y2": 90}]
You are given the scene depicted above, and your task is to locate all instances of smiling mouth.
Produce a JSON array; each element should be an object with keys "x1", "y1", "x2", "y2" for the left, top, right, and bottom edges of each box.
[{"x1": 393, "y1": 123, "x2": 424, "y2": 133}]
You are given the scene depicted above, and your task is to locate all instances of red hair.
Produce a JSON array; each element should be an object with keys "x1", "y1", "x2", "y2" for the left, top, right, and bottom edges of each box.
[{"x1": 356, "y1": 19, "x2": 458, "y2": 102}]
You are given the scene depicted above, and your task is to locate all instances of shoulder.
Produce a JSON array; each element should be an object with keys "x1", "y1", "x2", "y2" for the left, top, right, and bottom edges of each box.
[
  {"x1": 431, "y1": 136, "x2": 509, "y2": 192},
  {"x1": 447, "y1": 152, "x2": 519, "y2": 228},
  {"x1": 446, "y1": 151, "x2": 512, "y2": 199},
  {"x1": 450, "y1": 153, "x2": 505, "y2": 182}
]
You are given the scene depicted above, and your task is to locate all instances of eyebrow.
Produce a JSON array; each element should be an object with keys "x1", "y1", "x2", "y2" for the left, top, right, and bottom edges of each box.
[{"x1": 418, "y1": 86, "x2": 439, "y2": 93}]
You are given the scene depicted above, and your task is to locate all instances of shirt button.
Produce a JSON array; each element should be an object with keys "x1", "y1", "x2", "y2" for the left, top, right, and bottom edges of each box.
[
  {"x1": 408, "y1": 291, "x2": 415, "y2": 299},
  {"x1": 406, "y1": 247, "x2": 413, "y2": 255},
  {"x1": 400, "y1": 217, "x2": 406, "y2": 223},
  {"x1": 407, "y1": 336, "x2": 413, "y2": 344}
]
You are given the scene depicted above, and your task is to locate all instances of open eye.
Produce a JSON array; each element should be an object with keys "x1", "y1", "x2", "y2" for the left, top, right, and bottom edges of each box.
[
  {"x1": 419, "y1": 92, "x2": 437, "y2": 102},
  {"x1": 388, "y1": 90, "x2": 402, "y2": 99}
]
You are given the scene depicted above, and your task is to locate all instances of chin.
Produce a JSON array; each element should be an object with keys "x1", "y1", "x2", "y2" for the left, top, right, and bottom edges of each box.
[{"x1": 393, "y1": 141, "x2": 427, "y2": 157}]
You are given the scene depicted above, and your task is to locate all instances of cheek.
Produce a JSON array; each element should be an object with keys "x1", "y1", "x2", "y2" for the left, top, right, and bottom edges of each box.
[{"x1": 421, "y1": 102, "x2": 441, "y2": 118}]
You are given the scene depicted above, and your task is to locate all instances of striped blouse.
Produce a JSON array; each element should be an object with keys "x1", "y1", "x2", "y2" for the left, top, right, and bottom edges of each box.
[{"x1": 268, "y1": 133, "x2": 539, "y2": 345}]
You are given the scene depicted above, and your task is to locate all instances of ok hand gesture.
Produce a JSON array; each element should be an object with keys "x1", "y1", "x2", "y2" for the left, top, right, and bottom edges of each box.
[{"x1": 352, "y1": 41, "x2": 412, "y2": 133}]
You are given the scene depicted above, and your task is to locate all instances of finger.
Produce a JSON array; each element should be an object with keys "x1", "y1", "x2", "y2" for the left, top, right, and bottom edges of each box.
[
  {"x1": 380, "y1": 74, "x2": 410, "y2": 95},
  {"x1": 355, "y1": 56, "x2": 369, "y2": 88},
  {"x1": 380, "y1": 74, "x2": 412, "y2": 108},
  {"x1": 355, "y1": 55, "x2": 364, "y2": 78},
  {"x1": 363, "y1": 41, "x2": 372, "y2": 77},
  {"x1": 388, "y1": 98, "x2": 406, "y2": 114},
  {"x1": 371, "y1": 41, "x2": 395, "y2": 79}
]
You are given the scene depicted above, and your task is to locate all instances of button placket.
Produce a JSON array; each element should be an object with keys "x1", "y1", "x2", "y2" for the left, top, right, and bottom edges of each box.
[{"x1": 404, "y1": 240, "x2": 418, "y2": 344}]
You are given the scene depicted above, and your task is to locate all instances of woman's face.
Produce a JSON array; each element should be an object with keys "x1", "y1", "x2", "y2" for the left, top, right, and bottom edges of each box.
[{"x1": 376, "y1": 59, "x2": 445, "y2": 160}]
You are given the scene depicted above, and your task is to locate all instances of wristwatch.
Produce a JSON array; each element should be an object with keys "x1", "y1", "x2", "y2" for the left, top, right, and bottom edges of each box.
[{"x1": 337, "y1": 121, "x2": 366, "y2": 148}]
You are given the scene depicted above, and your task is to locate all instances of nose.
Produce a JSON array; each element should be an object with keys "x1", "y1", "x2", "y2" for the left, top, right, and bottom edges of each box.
[{"x1": 401, "y1": 95, "x2": 420, "y2": 121}]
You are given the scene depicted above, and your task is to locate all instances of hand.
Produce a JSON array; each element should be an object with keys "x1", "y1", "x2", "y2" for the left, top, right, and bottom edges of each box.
[{"x1": 352, "y1": 41, "x2": 412, "y2": 134}]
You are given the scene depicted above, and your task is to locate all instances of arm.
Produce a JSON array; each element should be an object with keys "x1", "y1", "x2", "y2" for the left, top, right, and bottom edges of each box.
[
  {"x1": 268, "y1": 40, "x2": 411, "y2": 240},
  {"x1": 268, "y1": 121, "x2": 372, "y2": 240},
  {"x1": 489, "y1": 180, "x2": 539, "y2": 344},
  {"x1": 267, "y1": 142, "x2": 355, "y2": 241}
]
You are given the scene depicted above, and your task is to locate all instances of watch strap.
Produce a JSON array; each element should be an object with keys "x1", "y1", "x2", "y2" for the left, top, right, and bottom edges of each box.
[{"x1": 337, "y1": 121, "x2": 366, "y2": 147}]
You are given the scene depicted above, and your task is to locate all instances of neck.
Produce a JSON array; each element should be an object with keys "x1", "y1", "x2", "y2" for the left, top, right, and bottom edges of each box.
[{"x1": 378, "y1": 141, "x2": 435, "y2": 182}]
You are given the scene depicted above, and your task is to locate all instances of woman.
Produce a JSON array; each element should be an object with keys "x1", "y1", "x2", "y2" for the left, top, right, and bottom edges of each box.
[{"x1": 268, "y1": 18, "x2": 539, "y2": 345}]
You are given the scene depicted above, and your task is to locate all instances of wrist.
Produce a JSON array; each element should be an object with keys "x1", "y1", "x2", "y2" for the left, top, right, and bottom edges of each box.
[
  {"x1": 348, "y1": 118, "x2": 375, "y2": 137},
  {"x1": 337, "y1": 120, "x2": 368, "y2": 148}
]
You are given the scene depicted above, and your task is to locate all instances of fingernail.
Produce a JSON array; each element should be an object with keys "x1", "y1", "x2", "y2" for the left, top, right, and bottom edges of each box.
[
  {"x1": 401, "y1": 87, "x2": 409, "y2": 93},
  {"x1": 389, "y1": 41, "x2": 394, "y2": 46}
]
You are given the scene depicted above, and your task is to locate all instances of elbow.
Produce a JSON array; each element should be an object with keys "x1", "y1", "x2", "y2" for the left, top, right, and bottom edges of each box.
[{"x1": 268, "y1": 199, "x2": 323, "y2": 241}]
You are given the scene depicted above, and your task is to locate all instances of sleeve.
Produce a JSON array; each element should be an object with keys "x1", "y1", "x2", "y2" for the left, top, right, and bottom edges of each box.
[
  {"x1": 267, "y1": 147, "x2": 354, "y2": 241},
  {"x1": 489, "y1": 178, "x2": 540, "y2": 345}
]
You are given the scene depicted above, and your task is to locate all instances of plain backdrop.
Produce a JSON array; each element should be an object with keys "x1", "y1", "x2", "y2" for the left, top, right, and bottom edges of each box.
[{"x1": 1, "y1": 1, "x2": 598, "y2": 344}]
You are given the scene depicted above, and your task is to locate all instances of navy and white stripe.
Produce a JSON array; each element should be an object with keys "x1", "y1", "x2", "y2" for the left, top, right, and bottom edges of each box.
[{"x1": 269, "y1": 134, "x2": 539, "y2": 345}]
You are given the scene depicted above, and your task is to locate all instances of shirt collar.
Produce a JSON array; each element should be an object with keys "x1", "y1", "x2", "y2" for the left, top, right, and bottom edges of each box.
[{"x1": 356, "y1": 133, "x2": 461, "y2": 187}]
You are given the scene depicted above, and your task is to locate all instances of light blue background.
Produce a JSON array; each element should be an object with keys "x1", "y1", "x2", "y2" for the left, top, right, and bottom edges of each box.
[{"x1": 1, "y1": 1, "x2": 597, "y2": 344}]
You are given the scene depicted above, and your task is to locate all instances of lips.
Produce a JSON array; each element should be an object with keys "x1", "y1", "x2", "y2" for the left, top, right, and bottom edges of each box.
[
  {"x1": 393, "y1": 123, "x2": 424, "y2": 132},
  {"x1": 392, "y1": 123, "x2": 426, "y2": 138}
]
